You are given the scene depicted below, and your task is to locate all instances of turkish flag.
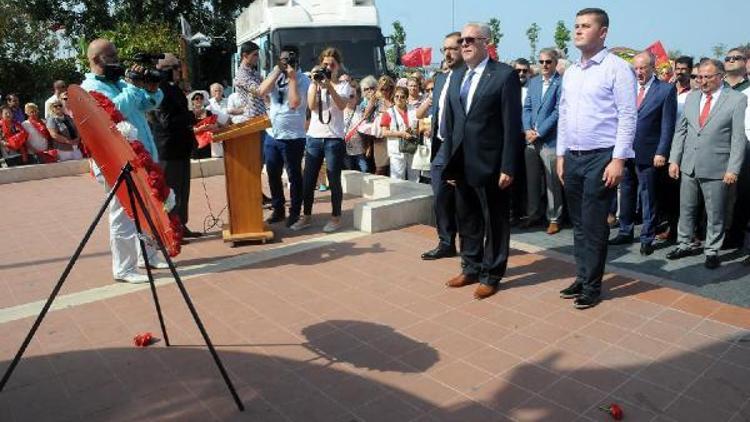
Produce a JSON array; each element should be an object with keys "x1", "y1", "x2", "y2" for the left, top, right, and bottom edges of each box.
[
  {"x1": 486, "y1": 44, "x2": 498, "y2": 61},
  {"x1": 420, "y1": 48, "x2": 432, "y2": 67},
  {"x1": 645, "y1": 41, "x2": 669, "y2": 66},
  {"x1": 401, "y1": 48, "x2": 425, "y2": 67}
]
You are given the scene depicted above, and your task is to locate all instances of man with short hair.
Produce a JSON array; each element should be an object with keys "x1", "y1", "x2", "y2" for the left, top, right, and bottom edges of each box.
[
  {"x1": 609, "y1": 51, "x2": 677, "y2": 255},
  {"x1": 5, "y1": 94, "x2": 25, "y2": 124},
  {"x1": 80, "y1": 38, "x2": 167, "y2": 284},
  {"x1": 513, "y1": 57, "x2": 532, "y2": 225},
  {"x1": 673, "y1": 56, "x2": 693, "y2": 118},
  {"x1": 416, "y1": 31, "x2": 463, "y2": 260},
  {"x1": 44, "y1": 80, "x2": 67, "y2": 119},
  {"x1": 724, "y1": 48, "x2": 749, "y2": 91},
  {"x1": 442, "y1": 23, "x2": 523, "y2": 300},
  {"x1": 258, "y1": 45, "x2": 311, "y2": 228},
  {"x1": 667, "y1": 59, "x2": 747, "y2": 269},
  {"x1": 522, "y1": 48, "x2": 564, "y2": 234},
  {"x1": 556, "y1": 8, "x2": 637, "y2": 309}
]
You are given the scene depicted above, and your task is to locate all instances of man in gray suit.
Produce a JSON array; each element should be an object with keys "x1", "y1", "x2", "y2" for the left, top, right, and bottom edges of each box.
[{"x1": 666, "y1": 58, "x2": 748, "y2": 269}]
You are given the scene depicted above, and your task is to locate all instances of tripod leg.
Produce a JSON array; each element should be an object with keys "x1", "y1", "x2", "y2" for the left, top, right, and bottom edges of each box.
[
  {"x1": 124, "y1": 172, "x2": 170, "y2": 347},
  {"x1": 129, "y1": 181, "x2": 244, "y2": 411},
  {"x1": 0, "y1": 173, "x2": 125, "y2": 392}
]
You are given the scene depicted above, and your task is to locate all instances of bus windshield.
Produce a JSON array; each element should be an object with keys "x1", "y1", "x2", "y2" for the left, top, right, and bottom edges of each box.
[{"x1": 273, "y1": 26, "x2": 387, "y2": 79}]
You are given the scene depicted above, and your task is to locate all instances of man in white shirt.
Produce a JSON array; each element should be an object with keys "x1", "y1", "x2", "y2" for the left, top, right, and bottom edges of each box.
[{"x1": 44, "y1": 80, "x2": 67, "y2": 119}]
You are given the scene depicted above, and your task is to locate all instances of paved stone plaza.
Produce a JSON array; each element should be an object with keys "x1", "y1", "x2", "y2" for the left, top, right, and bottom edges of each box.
[{"x1": 1, "y1": 174, "x2": 749, "y2": 421}]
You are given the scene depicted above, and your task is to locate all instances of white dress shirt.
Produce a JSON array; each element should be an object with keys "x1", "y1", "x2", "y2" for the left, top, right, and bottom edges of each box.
[
  {"x1": 699, "y1": 85, "x2": 723, "y2": 114},
  {"x1": 637, "y1": 75, "x2": 656, "y2": 101},
  {"x1": 436, "y1": 70, "x2": 452, "y2": 140},
  {"x1": 742, "y1": 86, "x2": 750, "y2": 141},
  {"x1": 460, "y1": 56, "x2": 490, "y2": 113}
]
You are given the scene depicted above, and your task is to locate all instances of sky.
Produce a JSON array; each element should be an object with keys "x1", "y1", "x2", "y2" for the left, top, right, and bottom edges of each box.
[{"x1": 376, "y1": 0, "x2": 749, "y2": 61}]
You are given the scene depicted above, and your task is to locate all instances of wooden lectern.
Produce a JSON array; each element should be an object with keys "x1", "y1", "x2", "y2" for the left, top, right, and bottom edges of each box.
[{"x1": 212, "y1": 116, "x2": 273, "y2": 245}]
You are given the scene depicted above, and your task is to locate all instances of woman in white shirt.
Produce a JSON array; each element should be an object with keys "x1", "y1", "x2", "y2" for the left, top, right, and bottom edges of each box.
[
  {"x1": 290, "y1": 48, "x2": 351, "y2": 233},
  {"x1": 21, "y1": 103, "x2": 53, "y2": 162},
  {"x1": 380, "y1": 86, "x2": 420, "y2": 181}
]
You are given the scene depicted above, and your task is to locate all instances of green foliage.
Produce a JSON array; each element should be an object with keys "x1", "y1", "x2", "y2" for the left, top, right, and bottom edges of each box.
[
  {"x1": 386, "y1": 21, "x2": 407, "y2": 70},
  {"x1": 488, "y1": 18, "x2": 503, "y2": 46},
  {"x1": 711, "y1": 43, "x2": 727, "y2": 59},
  {"x1": 668, "y1": 49, "x2": 683, "y2": 60},
  {"x1": 0, "y1": 3, "x2": 81, "y2": 106},
  {"x1": 526, "y1": 23, "x2": 541, "y2": 63},
  {"x1": 553, "y1": 21, "x2": 571, "y2": 56},
  {"x1": 97, "y1": 22, "x2": 181, "y2": 63}
]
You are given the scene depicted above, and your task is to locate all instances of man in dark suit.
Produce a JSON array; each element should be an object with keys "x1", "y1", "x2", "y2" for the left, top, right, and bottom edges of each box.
[
  {"x1": 522, "y1": 48, "x2": 564, "y2": 234},
  {"x1": 609, "y1": 51, "x2": 677, "y2": 255},
  {"x1": 442, "y1": 22, "x2": 523, "y2": 299},
  {"x1": 417, "y1": 32, "x2": 463, "y2": 260}
]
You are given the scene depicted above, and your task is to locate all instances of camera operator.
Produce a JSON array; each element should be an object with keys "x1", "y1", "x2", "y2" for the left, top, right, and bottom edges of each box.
[
  {"x1": 150, "y1": 53, "x2": 203, "y2": 241},
  {"x1": 257, "y1": 46, "x2": 311, "y2": 228},
  {"x1": 289, "y1": 47, "x2": 351, "y2": 233},
  {"x1": 80, "y1": 38, "x2": 168, "y2": 284}
]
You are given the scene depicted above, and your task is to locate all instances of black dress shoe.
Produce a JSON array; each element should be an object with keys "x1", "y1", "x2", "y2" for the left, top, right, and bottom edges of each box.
[
  {"x1": 182, "y1": 228, "x2": 204, "y2": 238},
  {"x1": 519, "y1": 218, "x2": 542, "y2": 229},
  {"x1": 421, "y1": 246, "x2": 457, "y2": 260},
  {"x1": 574, "y1": 294, "x2": 601, "y2": 310},
  {"x1": 666, "y1": 247, "x2": 698, "y2": 260},
  {"x1": 704, "y1": 255, "x2": 720, "y2": 269},
  {"x1": 265, "y1": 211, "x2": 285, "y2": 224},
  {"x1": 559, "y1": 282, "x2": 583, "y2": 299},
  {"x1": 609, "y1": 234, "x2": 634, "y2": 245},
  {"x1": 640, "y1": 243, "x2": 654, "y2": 256},
  {"x1": 285, "y1": 215, "x2": 299, "y2": 228}
]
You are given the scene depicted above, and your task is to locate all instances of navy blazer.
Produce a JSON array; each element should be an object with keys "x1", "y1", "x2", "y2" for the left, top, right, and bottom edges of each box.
[
  {"x1": 442, "y1": 60, "x2": 523, "y2": 187},
  {"x1": 633, "y1": 78, "x2": 677, "y2": 165},
  {"x1": 430, "y1": 72, "x2": 449, "y2": 163},
  {"x1": 522, "y1": 73, "x2": 562, "y2": 147}
]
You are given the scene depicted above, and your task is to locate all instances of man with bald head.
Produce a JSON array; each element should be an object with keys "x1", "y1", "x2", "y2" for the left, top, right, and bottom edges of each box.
[
  {"x1": 81, "y1": 38, "x2": 167, "y2": 284},
  {"x1": 442, "y1": 22, "x2": 523, "y2": 300},
  {"x1": 609, "y1": 51, "x2": 677, "y2": 256}
]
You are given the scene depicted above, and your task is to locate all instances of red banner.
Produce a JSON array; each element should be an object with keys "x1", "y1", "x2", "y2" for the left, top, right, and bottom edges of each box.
[
  {"x1": 401, "y1": 47, "x2": 429, "y2": 67},
  {"x1": 645, "y1": 41, "x2": 669, "y2": 66}
]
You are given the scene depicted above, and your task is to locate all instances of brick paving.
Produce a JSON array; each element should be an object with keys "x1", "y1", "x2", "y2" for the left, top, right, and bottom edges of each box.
[{"x1": 1, "y1": 175, "x2": 750, "y2": 421}]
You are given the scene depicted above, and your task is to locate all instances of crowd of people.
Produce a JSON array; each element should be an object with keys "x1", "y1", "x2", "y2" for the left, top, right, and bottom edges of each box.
[{"x1": 3, "y1": 7, "x2": 750, "y2": 306}]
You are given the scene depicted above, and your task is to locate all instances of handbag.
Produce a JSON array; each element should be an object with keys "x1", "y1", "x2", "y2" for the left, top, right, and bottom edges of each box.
[
  {"x1": 389, "y1": 107, "x2": 419, "y2": 154},
  {"x1": 411, "y1": 144, "x2": 431, "y2": 171}
]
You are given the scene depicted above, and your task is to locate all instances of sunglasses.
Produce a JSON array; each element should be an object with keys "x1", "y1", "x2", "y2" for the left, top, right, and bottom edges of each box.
[
  {"x1": 426, "y1": 88, "x2": 434, "y2": 92},
  {"x1": 695, "y1": 73, "x2": 721, "y2": 80},
  {"x1": 363, "y1": 87, "x2": 375, "y2": 91},
  {"x1": 440, "y1": 46, "x2": 460, "y2": 53},
  {"x1": 516, "y1": 68, "x2": 530, "y2": 74},
  {"x1": 458, "y1": 36, "x2": 487, "y2": 46},
  {"x1": 538, "y1": 59, "x2": 554, "y2": 65},
  {"x1": 725, "y1": 55, "x2": 746, "y2": 62},
  {"x1": 690, "y1": 74, "x2": 698, "y2": 79},
  {"x1": 52, "y1": 104, "x2": 63, "y2": 108},
  {"x1": 393, "y1": 95, "x2": 407, "y2": 99}
]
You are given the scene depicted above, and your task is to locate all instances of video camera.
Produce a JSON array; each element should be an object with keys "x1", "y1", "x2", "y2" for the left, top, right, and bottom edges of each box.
[{"x1": 124, "y1": 52, "x2": 166, "y2": 84}]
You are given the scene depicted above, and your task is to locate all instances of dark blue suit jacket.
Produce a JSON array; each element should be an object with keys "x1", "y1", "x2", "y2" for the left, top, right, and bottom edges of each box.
[
  {"x1": 430, "y1": 72, "x2": 449, "y2": 163},
  {"x1": 522, "y1": 73, "x2": 562, "y2": 147},
  {"x1": 633, "y1": 78, "x2": 677, "y2": 165}
]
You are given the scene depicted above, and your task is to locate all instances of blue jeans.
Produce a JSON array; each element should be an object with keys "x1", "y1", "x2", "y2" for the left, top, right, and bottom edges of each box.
[
  {"x1": 264, "y1": 135, "x2": 305, "y2": 217},
  {"x1": 303, "y1": 137, "x2": 345, "y2": 217},
  {"x1": 345, "y1": 154, "x2": 369, "y2": 173}
]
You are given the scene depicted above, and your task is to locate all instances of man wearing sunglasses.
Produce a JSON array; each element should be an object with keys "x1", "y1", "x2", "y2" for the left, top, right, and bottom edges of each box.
[
  {"x1": 556, "y1": 8, "x2": 637, "y2": 309},
  {"x1": 258, "y1": 45, "x2": 311, "y2": 228},
  {"x1": 416, "y1": 31, "x2": 463, "y2": 261},
  {"x1": 442, "y1": 23, "x2": 523, "y2": 300}
]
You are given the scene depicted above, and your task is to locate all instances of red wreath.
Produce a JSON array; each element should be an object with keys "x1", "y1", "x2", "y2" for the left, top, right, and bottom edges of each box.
[
  {"x1": 89, "y1": 91, "x2": 125, "y2": 123},
  {"x1": 194, "y1": 114, "x2": 218, "y2": 149}
]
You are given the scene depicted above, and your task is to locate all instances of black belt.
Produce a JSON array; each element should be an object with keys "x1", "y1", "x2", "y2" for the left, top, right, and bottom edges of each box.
[{"x1": 567, "y1": 147, "x2": 613, "y2": 156}]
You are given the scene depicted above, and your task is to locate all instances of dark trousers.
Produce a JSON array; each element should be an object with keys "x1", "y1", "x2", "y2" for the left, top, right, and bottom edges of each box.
[
  {"x1": 618, "y1": 161, "x2": 658, "y2": 245},
  {"x1": 655, "y1": 166, "x2": 680, "y2": 238},
  {"x1": 430, "y1": 162, "x2": 457, "y2": 249},
  {"x1": 264, "y1": 135, "x2": 305, "y2": 218},
  {"x1": 162, "y1": 159, "x2": 191, "y2": 226},
  {"x1": 303, "y1": 137, "x2": 345, "y2": 217},
  {"x1": 345, "y1": 154, "x2": 369, "y2": 173},
  {"x1": 564, "y1": 148, "x2": 616, "y2": 298},
  {"x1": 455, "y1": 179, "x2": 511, "y2": 286}
]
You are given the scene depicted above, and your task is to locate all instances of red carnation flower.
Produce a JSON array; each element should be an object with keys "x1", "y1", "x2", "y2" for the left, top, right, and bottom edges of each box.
[
  {"x1": 599, "y1": 403, "x2": 623, "y2": 420},
  {"x1": 134, "y1": 332, "x2": 155, "y2": 347}
]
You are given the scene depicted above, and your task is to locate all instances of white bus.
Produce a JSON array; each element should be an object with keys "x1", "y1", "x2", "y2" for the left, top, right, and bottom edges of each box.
[{"x1": 235, "y1": 0, "x2": 389, "y2": 78}]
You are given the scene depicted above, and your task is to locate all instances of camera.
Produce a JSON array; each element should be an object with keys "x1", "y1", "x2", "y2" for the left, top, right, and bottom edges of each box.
[
  {"x1": 278, "y1": 51, "x2": 298, "y2": 70},
  {"x1": 125, "y1": 52, "x2": 166, "y2": 84},
  {"x1": 312, "y1": 67, "x2": 332, "y2": 82}
]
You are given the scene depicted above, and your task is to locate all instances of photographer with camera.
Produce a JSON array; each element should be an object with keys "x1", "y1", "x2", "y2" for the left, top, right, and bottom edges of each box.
[
  {"x1": 289, "y1": 47, "x2": 351, "y2": 233},
  {"x1": 150, "y1": 53, "x2": 203, "y2": 240},
  {"x1": 257, "y1": 46, "x2": 311, "y2": 228},
  {"x1": 81, "y1": 38, "x2": 167, "y2": 284}
]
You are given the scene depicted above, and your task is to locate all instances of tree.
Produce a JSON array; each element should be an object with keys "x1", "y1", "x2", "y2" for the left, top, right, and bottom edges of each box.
[
  {"x1": 526, "y1": 23, "x2": 541, "y2": 63},
  {"x1": 711, "y1": 43, "x2": 727, "y2": 59},
  {"x1": 553, "y1": 21, "x2": 571, "y2": 56},
  {"x1": 386, "y1": 20, "x2": 407, "y2": 70},
  {"x1": 667, "y1": 49, "x2": 683, "y2": 61},
  {"x1": 0, "y1": 3, "x2": 80, "y2": 106},
  {"x1": 488, "y1": 18, "x2": 503, "y2": 46}
]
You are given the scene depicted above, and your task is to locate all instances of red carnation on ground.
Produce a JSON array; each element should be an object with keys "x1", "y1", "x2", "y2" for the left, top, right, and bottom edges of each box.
[
  {"x1": 599, "y1": 403, "x2": 624, "y2": 420},
  {"x1": 134, "y1": 332, "x2": 155, "y2": 347}
]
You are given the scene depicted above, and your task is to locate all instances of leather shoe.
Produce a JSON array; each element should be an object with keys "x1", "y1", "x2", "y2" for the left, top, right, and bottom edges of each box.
[
  {"x1": 666, "y1": 247, "x2": 698, "y2": 260},
  {"x1": 265, "y1": 211, "x2": 285, "y2": 224},
  {"x1": 559, "y1": 282, "x2": 583, "y2": 299},
  {"x1": 704, "y1": 255, "x2": 720, "y2": 269},
  {"x1": 446, "y1": 274, "x2": 478, "y2": 288},
  {"x1": 546, "y1": 222, "x2": 560, "y2": 235},
  {"x1": 574, "y1": 294, "x2": 601, "y2": 310},
  {"x1": 182, "y1": 228, "x2": 204, "y2": 238},
  {"x1": 421, "y1": 246, "x2": 457, "y2": 260},
  {"x1": 609, "y1": 234, "x2": 634, "y2": 245},
  {"x1": 640, "y1": 243, "x2": 654, "y2": 256},
  {"x1": 519, "y1": 218, "x2": 542, "y2": 229},
  {"x1": 474, "y1": 283, "x2": 498, "y2": 300}
]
